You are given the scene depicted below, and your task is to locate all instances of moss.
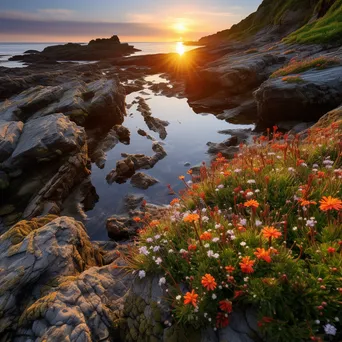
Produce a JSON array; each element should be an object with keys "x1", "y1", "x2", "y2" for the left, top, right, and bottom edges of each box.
[
  {"x1": 271, "y1": 56, "x2": 340, "y2": 77},
  {"x1": 284, "y1": 0, "x2": 342, "y2": 44},
  {"x1": 281, "y1": 75, "x2": 305, "y2": 83}
]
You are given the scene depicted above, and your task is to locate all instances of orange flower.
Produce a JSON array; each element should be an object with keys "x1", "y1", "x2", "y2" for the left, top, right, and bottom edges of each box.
[
  {"x1": 317, "y1": 171, "x2": 325, "y2": 178},
  {"x1": 299, "y1": 199, "x2": 317, "y2": 206},
  {"x1": 133, "y1": 217, "x2": 141, "y2": 222},
  {"x1": 149, "y1": 220, "x2": 160, "y2": 227},
  {"x1": 179, "y1": 175, "x2": 185, "y2": 180},
  {"x1": 184, "y1": 290, "x2": 198, "y2": 307},
  {"x1": 187, "y1": 169, "x2": 193, "y2": 175},
  {"x1": 261, "y1": 226, "x2": 282, "y2": 239},
  {"x1": 224, "y1": 170, "x2": 232, "y2": 177},
  {"x1": 170, "y1": 198, "x2": 180, "y2": 206},
  {"x1": 327, "y1": 247, "x2": 336, "y2": 254},
  {"x1": 254, "y1": 248, "x2": 272, "y2": 263},
  {"x1": 201, "y1": 274, "x2": 217, "y2": 291},
  {"x1": 200, "y1": 232, "x2": 212, "y2": 240},
  {"x1": 239, "y1": 256, "x2": 255, "y2": 274},
  {"x1": 244, "y1": 200, "x2": 259, "y2": 208},
  {"x1": 225, "y1": 265, "x2": 235, "y2": 273},
  {"x1": 183, "y1": 213, "x2": 200, "y2": 223},
  {"x1": 188, "y1": 244, "x2": 197, "y2": 252},
  {"x1": 319, "y1": 196, "x2": 342, "y2": 212},
  {"x1": 219, "y1": 300, "x2": 233, "y2": 313}
]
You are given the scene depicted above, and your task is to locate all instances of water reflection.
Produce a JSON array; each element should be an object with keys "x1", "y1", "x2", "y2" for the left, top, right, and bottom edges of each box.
[{"x1": 176, "y1": 42, "x2": 185, "y2": 56}]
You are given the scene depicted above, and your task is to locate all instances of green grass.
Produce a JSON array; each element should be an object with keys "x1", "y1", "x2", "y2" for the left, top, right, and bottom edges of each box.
[
  {"x1": 284, "y1": 0, "x2": 342, "y2": 44},
  {"x1": 271, "y1": 56, "x2": 340, "y2": 77}
]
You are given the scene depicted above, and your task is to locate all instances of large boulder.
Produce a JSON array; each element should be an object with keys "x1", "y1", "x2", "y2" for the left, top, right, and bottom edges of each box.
[
  {"x1": 255, "y1": 66, "x2": 342, "y2": 125},
  {"x1": 3, "y1": 113, "x2": 86, "y2": 170},
  {"x1": 0, "y1": 216, "x2": 103, "y2": 338},
  {"x1": 0, "y1": 120, "x2": 23, "y2": 162}
]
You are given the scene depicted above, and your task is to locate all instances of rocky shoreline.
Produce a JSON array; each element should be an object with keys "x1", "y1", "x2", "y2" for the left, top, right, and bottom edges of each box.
[{"x1": 1, "y1": 2, "x2": 342, "y2": 338}]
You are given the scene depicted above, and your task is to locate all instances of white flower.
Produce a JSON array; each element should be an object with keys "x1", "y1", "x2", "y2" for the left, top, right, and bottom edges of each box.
[
  {"x1": 139, "y1": 246, "x2": 150, "y2": 256},
  {"x1": 255, "y1": 220, "x2": 262, "y2": 227},
  {"x1": 335, "y1": 317, "x2": 340, "y2": 322},
  {"x1": 215, "y1": 224, "x2": 221, "y2": 229},
  {"x1": 306, "y1": 219, "x2": 316, "y2": 227},
  {"x1": 247, "y1": 179, "x2": 256, "y2": 184},
  {"x1": 139, "y1": 270, "x2": 146, "y2": 279},
  {"x1": 315, "y1": 320, "x2": 320, "y2": 324},
  {"x1": 159, "y1": 277, "x2": 166, "y2": 286},
  {"x1": 212, "y1": 294, "x2": 217, "y2": 299},
  {"x1": 146, "y1": 238, "x2": 153, "y2": 243},
  {"x1": 168, "y1": 249, "x2": 174, "y2": 253},
  {"x1": 153, "y1": 246, "x2": 160, "y2": 252},
  {"x1": 207, "y1": 250, "x2": 215, "y2": 257},
  {"x1": 240, "y1": 241, "x2": 246, "y2": 247},
  {"x1": 288, "y1": 167, "x2": 295, "y2": 172},
  {"x1": 246, "y1": 191, "x2": 254, "y2": 197},
  {"x1": 155, "y1": 257, "x2": 162, "y2": 265},
  {"x1": 154, "y1": 234, "x2": 161, "y2": 240},
  {"x1": 179, "y1": 249, "x2": 187, "y2": 254},
  {"x1": 324, "y1": 324, "x2": 337, "y2": 336},
  {"x1": 255, "y1": 189, "x2": 260, "y2": 193},
  {"x1": 212, "y1": 237, "x2": 220, "y2": 243},
  {"x1": 202, "y1": 208, "x2": 207, "y2": 213},
  {"x1": 244, "y1": 277, "x2": 249, "y2": 282},
  {"x1": 176, "y1": 295, "x2": 181, "y2": 301},
  {"x1": 202, "y1": 216, "x2": 209, "y2": 222},
  {"x1": 234, "y1": 168, "x2": 242, "y2": 173},
  {"x1": 292, "y1": 227, "x2": 298, "y2": 231}
]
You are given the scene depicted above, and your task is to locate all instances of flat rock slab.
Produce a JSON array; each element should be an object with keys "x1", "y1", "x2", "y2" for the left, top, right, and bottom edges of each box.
[{"x1": 3, "y1": 113, "x2": 85, "y2": 170}]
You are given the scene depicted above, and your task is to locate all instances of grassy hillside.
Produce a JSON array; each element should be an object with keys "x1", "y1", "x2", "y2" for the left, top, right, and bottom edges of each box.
[
  {"x1": 199, "y1": 0, "x2": 319, "y2": 44},
  {"x1": 284, "y1": 0, "x2": 342, "y2": 44}
]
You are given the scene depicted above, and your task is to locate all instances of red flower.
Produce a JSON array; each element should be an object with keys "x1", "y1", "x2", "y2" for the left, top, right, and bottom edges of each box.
[
  {"x1": 327, "y1": 247, "x2": 336, "y2": 254},
  {"x1": 225, "y1": 265, "x2": 235, "y2": 273},
  {"x1": 188, "y1": 244, "x2": 197, "y2": 252},
  {"x1": 239, "y1": 256, "x2": 255, "y2": 274},
  {"x1": 201, "y1": 274, "x2": 217, "y2": 291},
  {"x1": 219, "y1": 300, "x2": 233, "y2": 313},
  {"x1": 216, "y1": 312, "x2": 229, "y2": 328}
]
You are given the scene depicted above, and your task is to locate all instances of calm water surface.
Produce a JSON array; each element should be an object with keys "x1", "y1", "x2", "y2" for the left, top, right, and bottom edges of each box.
[{"x1": 84, "y1": 74, "x2": 254, "y2": 240}]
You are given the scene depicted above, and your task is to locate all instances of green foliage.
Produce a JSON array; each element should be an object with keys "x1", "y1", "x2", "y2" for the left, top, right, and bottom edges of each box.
[
  {"x1": 282, "y1": 76, "x2": 305, "y2": 83},
  {"x1": 284, "y1": 0, "x2": 342, "y2": 44},
  {"x1": 128, "y1": 121, "x2": 342, "y2": 341}
]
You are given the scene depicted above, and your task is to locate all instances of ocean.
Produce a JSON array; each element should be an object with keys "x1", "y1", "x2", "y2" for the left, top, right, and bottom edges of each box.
[{"x1": 0, "y1": 42, "x2": 201, "y2": 68}]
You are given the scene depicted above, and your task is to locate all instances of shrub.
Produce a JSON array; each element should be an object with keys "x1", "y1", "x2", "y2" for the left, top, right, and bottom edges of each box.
[
  {"x1": 271, "y1": 56, "x2": 340, "y2": 77},
  {"x1": 128, "y1": 122, "x2": 342, "y2": 342}
]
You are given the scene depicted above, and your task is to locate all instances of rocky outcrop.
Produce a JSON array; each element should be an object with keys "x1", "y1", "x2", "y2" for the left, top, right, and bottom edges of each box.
[
  {"x1": 106, "y1": 147, "x2": 167, "y2": 185},
  {"x1": 0, "y1": 120, "x2": 23, "y2": 162},
  {"x1": 130, "y1": 172, "x2": 159, "y2": 189},
  {"x1": 0, "y1": 69, "x2": 125, "y2": 127},
  {"x1": 0, "y1": 216, "x2": 103, "y2": 339},
  {"x1": 255, "y1": 65, "x2": 342, "y2": 125},
  {"x1": 9, "y1": 35, "x2": 139, "y2": 63},
  {"x1": 3, "y1": 114, "x2": 85, "y2": 170}
]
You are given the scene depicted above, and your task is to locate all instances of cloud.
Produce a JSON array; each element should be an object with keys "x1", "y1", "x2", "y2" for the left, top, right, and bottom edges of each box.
[{"x1": 37, "y1": 8, "x2": 75, "y2": 19}]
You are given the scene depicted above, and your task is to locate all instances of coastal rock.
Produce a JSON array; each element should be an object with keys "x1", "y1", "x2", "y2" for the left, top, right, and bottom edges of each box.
[
  {"x1": 106, "y1": 216, "x2": 139, "y2": 240},
  {"x1": 106, "y1": 158, "x2": 136, "y2": 184},
  {"x1": 311, "y1": 104, "x2": 342, "y2": 129},
  {"x1": 207, "y1": 136, "x2": 240, "y2": 158},
  {"x1": 0, "y1": 216, "x2": 103, "y2": 338},
  {"x1": 255, "y1": 65, "x2": 342, "y2": 125},
  {"x1": 113, "y1": 124, "x2": 130, "y2": 144},
  {"x1": 10, "y1": 35, "x2": 139, "y2": 63},
  {"x1": 130, "y1": 172, "x2": 159, "y2": 189},
  {"x1": 0, "y1": 120, "x2": 23, "y2": 162},
  {"x1": 3, "y1": 114, "x2": 86, "y2": 170}
]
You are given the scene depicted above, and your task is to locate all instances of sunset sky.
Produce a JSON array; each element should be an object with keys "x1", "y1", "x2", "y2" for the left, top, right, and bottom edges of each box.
[{"x1": 0, "y1": 0, "x2": 262, "y2": 43}]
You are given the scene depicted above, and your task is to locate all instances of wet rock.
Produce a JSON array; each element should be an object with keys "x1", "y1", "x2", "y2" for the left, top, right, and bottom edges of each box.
[
  {"x1": 130, "y1": 172, "x2": 159, "y2": 189},
  {"x1": 106, "y1": 158, "x2": 135, "y2": 184},
  {"x1": 114, "y1": 124, "x2": 130, "y2": 144},
  {"x1": 137, "y1": 128, "x2": 147, "y2": 136},
  {"x1": 0, "y1": 121, "x2": 24, "y2": 162},
  {"x1": 0, "y1": 204, "x2": 15, "y2": 216},
  {"x1": 184, "y1": 162, "x2": 191, "y2": 166},
  {"x1": 124, "y1": 194, "x2": 144, "y2": 210},
  {"x1": 106, "y1": 216, "x2": 139, "y2": 240},
  {"x1": 255, "y1": 65, "x2": 342, "y2": 125},
  {"x1": 0, "y1": 216, "x2": 103, "y2": 338},
  {"x1": 0, "y1": 171, "x2": 9, "y2": 189},
  {"x1": 3, "y1": 114, "x2": 86, "y2": 171},
  {"x1": 145, "y1": 116, "x2": 169, "y2": 140},
  {"x1": 207, "y1": 136, "x2": 241, "y2": 158},
  {"x1": 152, "y1": 141, "x2": 167, "y2": 157}
]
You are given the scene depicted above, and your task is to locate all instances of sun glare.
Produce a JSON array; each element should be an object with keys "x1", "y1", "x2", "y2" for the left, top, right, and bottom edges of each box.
[
  {"x1": 174, "y1": 23, "x2": 187, "y2": 33},
  {"x1": 176, "y1": 42, "x2": 185, "y2": 56}
]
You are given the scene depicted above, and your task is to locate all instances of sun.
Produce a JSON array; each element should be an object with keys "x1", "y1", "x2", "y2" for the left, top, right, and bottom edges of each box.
[
  {"x1": 176, "y1": 42, "x2": 185, "y2": 56},
  {"x1": 174, "y1": 22, "x2": 187, "y2": 33}
]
